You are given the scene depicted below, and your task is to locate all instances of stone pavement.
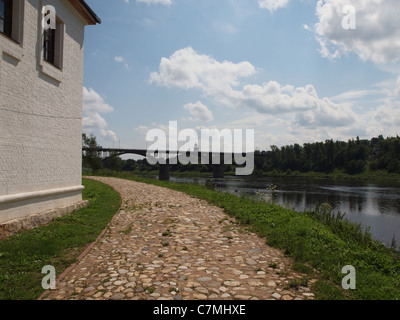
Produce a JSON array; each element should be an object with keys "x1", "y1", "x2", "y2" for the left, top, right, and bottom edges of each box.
[{"x1": 41, "y1": 176, "x2": 316, "y2": 300}]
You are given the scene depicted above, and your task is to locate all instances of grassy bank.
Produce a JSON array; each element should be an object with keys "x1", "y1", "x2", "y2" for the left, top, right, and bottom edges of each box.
[
  {"x1": 92, "y1": 171, "x2": 400, "y2": 300},
  {"x1": 2, "y1": 172, "x2": 399, "y2": 300},
  {"x1": 107, "y1": 167, "x2": 400, "y2": 183},
  {"x1": 257, "y1": 168, "x2": 400, "y2": 182},
  {"x1": 100, "y1": 168, "x2": 235, "y2": 178},
  {"x1": 0, "y1": 178, "x2": 121, "y2": 300}
]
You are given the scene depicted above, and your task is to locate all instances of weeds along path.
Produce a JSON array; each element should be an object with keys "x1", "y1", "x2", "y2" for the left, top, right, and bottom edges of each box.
[{"x1": 42, "y1": 176, "x2": 317, "y2": 300}]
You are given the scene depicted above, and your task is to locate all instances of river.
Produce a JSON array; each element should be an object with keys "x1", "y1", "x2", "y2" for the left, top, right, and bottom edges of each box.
[{"x1": 154, "y1": 175, "x2": 400, "y2": 248}]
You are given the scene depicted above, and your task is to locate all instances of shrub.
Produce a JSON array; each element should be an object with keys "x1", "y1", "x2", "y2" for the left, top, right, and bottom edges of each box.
[
  {"x1": 346, "y1": 160, "x2": 366, "y2": 175},
  {"x1": 387, "y1": 159, "x2": 400, "y2": 173}
]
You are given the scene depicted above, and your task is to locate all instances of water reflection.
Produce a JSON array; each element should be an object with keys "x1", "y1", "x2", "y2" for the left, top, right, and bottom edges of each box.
[{"x1": 163, "y1": 175, "x2": 400, "y2": 247}]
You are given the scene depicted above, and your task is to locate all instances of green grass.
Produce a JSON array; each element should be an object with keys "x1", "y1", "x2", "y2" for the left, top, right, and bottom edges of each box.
[
  {"x1": 90, "y1": 171, "x2": 400, "y2": 300},
  {"x1": 5, "y1": 170, "x2": 398, "y2": 300},
  {"x1": 0, "y1": 178, "x2": 121, "y2": 300},
  {"x1": 93, "y1": 167, "x2": 400, "y2": 183},
  {"x1": 256, "y1": 168, "x2": 400, "y2": 182}
]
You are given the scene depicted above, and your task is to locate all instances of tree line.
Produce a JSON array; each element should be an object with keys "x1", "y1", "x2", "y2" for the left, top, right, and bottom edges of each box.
[
  {"x1": 82, "y1": 133, "x2": 400, "y2": 176},
  {"x1": 254, "y1": 135, "x2": 400, "y2": 175}
]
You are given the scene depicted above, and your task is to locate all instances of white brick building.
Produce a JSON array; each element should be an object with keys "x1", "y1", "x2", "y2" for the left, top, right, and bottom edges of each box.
[{"x1": 0, "y1": 0, "x2": 100, "y2": 230}]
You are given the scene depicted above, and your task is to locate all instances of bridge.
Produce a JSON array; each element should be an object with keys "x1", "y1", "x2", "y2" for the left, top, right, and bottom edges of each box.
[{"x1": 83, "y1": 147, "x2": 255, "y2": 180}]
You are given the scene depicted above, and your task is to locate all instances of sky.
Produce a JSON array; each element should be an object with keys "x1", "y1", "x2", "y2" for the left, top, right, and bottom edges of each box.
[{"x1": 81, "y1": 0, "x2": 400, "y2": 152}]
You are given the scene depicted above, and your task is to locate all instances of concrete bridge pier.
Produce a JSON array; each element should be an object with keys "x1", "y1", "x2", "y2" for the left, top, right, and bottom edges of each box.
[
  {"x1": 213, "y1": 164, "x2": 225, "y2": 179},
  {"x1": 159, "y1": 164, "x2": 170, "y2": 181}
]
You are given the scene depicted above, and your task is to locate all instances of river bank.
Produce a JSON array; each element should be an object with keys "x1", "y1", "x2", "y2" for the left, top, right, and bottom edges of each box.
[
  {"x1": 88, "y1": 172, "x2": 400, "y2": 300},
  {"x1": 257, "y1": 168, "x2": 400, "y2": 182},
  {"x1": 97, "y1": 169, "x2": 400, "y2": 247},
  {"x1": 97, "y1": 167, "x2": 400, "y2": 183},
  {"x1": 42, "y1": 176, "x2": 319, "y2": 301}
]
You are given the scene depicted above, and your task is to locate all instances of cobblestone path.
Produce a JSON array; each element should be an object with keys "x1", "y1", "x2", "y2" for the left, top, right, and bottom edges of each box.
[{"x1": 41, "y1": 177, "x2": 316, "y2": 300}]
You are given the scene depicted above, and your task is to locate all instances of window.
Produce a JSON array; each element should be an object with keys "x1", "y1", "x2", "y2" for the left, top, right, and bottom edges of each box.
[
  {"x1": 43, "y1": 27, "x2": 55, "y2": 65},
  {"x1": 0, "y1": 0, "x2": 13, "y2": 38},
  {"x1": 43, "y1": 19, "x2": 63, "y2": 69},
  {"x1": 0, "y1": 0, "x2": 23, "y2": 44}
]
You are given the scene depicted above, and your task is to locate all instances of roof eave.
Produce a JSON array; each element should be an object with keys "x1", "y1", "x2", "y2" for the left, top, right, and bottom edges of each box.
[{"x1": 69, "y1": 0, "x2": 101, "y2": 25}]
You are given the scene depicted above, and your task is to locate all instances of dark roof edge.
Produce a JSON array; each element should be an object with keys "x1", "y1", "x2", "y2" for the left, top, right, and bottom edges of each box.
[{"x1": 70, "y1": 0, "x2": 101, "y2": 25}]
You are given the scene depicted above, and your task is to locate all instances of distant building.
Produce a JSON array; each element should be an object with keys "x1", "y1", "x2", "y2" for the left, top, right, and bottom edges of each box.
[{"x1": 0, "y1": 0, "x2": 100, "y2": 234}]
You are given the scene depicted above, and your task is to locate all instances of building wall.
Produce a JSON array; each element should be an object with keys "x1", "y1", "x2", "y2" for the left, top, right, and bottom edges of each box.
[{"x1": 0, "y1": 0, "x2": 87, "y2": 223}]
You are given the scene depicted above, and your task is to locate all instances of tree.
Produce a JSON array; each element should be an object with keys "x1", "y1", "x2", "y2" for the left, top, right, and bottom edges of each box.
[
  {"x1": 103, "y1": 151, "x2": 122, "y2": 171},
  {"x1": 122, "y1": 159, "x2": 137, "y2": 171},
  {"x1": 387, "y1": 159, "x2": 400, "y2": 173},
  {"x1": 82, "y1": 133, "x2": 103, "y2": 173},
  {"x1": 346, "y1": 159, "x2": 366, "y2": 175}
]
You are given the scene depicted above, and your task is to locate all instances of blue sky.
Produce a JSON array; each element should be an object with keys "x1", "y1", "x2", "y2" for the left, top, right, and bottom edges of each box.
[{"x1": 82, "y1": 0, "x2": 400, "y2": 151}]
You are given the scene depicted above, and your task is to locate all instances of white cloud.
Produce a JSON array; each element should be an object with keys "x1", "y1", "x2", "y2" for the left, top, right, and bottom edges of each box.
[
  {"x1": 293, "y1": 98, "x2": 356, "y2": 129},
  {"x1": 223, "y1": 82, "x2": 357, "y2": 128},
  {"x1": 150, "y1": 47, "x2": 256, "y2": 95},
  {"x1": 227, "y1": 82, "x2": 320, "y2": 114},
  {"x1": 83, "y1": 87, "x2": 118, "y2": 142},
  {"x1": 138, "y1": 18, "x2": 156, "y2": 27},
  {"x1": 214, "y1": 22, "x2": 238, "y2": 34},
  {"x1": 184, "y1": 101, "x2": 214, "y2": 122},
  {"x1": 82, "y1": 87, "x2": 114, "y2": 114},
  {"x1": 349, "y1": 98, "x2": 400, "y2": 139},
  {"x1": 370, "y1": 101, "x2": 400, "y2": 129},
  {"x1": 258, "y1": 0, "x2": 290, "y2": 12},
  {"x1": 150, "y1": 47, "x2": 355, "y2": 129},
  {"x1": 395, "y1": 76, "x2": 400, "y2": 96},
  {"x1": 313, "y1": 0, "x2": 400, "y2": 64},
  {"x1": 114, "y1": 56, "x2": 129, "y2": 71},
  {"x1": 136, "y1": 0, "x2": 173, "y2": 5},
  {"x1": 330, "y1": 89, "x2": 383, "y2": 102}
]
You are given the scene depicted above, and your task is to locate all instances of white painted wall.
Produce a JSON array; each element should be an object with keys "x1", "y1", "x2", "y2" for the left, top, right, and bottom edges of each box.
[{"x1": 0, "y1": 0, "x2": 89, "y2": 223}]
